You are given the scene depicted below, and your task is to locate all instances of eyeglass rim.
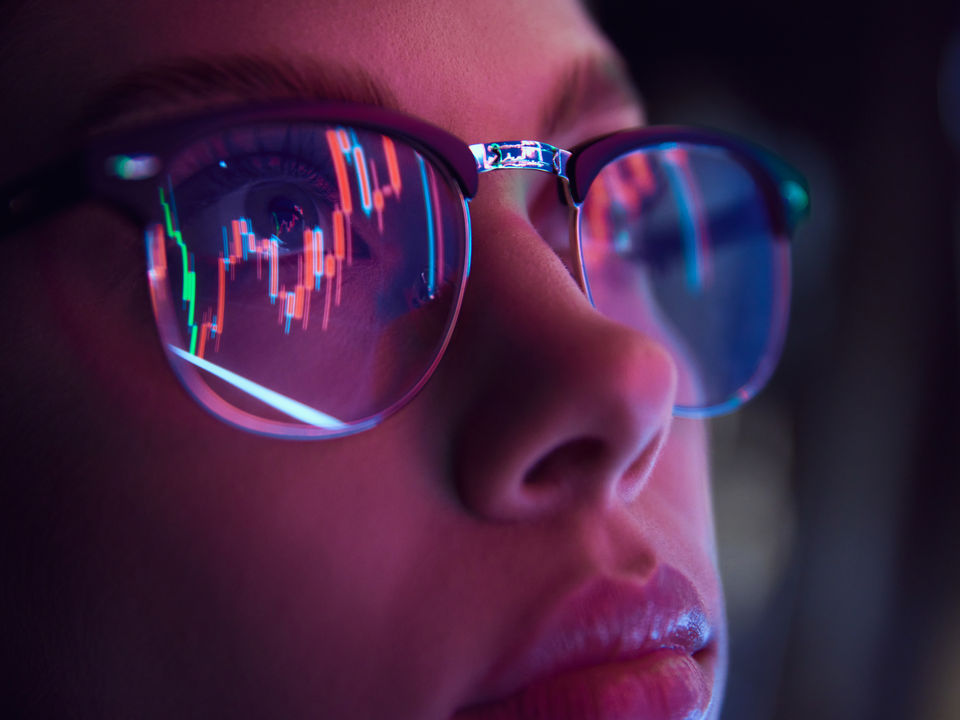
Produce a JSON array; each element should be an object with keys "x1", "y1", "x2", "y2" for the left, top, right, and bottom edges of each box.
[
  {"x1": 146, "y1": 195, "x2": 474, "y2": 440},
  {"x1": 566, "y1": 126, "x2": 810, "y2": 237},
  {"x1": 1, "y1": 99, "x2": 808, "y2": 239},
  {"x1": 0, "y1": 101, "x2": 482, "y2": 239}
]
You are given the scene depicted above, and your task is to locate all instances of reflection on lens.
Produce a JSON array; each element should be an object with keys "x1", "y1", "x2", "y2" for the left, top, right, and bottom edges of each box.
[
  {"x1": 145, "y1": 123, "x2": 468, "y2": 437},
  {"x1": 579, "y1": 143, "x2": 790, "y2": 415}
]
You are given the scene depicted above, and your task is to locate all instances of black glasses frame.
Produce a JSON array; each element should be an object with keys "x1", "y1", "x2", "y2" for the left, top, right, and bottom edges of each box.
[
  {"x1": 0, "y1": 100, "x2": 809, "y2": 435},
  {"x1": 1, "y1": 100, "x2": 808, "y2": 240}
]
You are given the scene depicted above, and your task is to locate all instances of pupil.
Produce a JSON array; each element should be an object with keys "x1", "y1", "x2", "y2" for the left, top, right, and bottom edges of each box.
[{"x1": 268, "y1": 195, "x2": 305, "y2": 235}]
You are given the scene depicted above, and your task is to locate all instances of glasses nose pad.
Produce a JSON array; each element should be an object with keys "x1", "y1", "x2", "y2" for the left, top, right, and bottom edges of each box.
[
  {"x1": 411, "y1": 270, "x2": 436, "y2": 307},
  {"x1": 524, "y1": 174, "x2": 591, "y2": 296},
  {"x1": 560, "y1": 179, "x2": 590, "y2": 297}
]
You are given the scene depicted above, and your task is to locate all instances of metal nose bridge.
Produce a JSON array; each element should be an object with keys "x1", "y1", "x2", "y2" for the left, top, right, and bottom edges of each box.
[{"x1": 469, "y1": 140, "x2": 571, "y2": 180}]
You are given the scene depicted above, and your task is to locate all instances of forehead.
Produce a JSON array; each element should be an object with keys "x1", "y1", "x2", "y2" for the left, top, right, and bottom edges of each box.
[{"x1": 6, "y1": 0, "x2": 638, "y2": 147}]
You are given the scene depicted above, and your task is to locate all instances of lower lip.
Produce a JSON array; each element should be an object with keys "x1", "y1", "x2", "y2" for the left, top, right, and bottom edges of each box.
[{"x1": 454, "y1": 649, "x2": 710, "y2": 720}]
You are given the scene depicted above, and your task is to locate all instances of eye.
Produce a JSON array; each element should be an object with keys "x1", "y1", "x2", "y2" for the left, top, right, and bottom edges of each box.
[
  {"x1": 174, "y1": 154, "x2": 326, "y2": 242},
  {"x1": 166, "y1": 153, "x2": 376, "y2": 272}
]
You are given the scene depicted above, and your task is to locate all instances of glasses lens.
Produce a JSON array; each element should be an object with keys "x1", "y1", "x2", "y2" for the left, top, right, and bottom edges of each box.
[
  {"x1": 578, "y1": 142, "x2": 790, "y2": 415},
  {"x1": 144, "y1": 122, "x2": 469, "y2": 437}
]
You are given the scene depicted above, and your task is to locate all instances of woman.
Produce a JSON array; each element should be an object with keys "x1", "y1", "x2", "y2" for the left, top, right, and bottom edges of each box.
[{"x1": 1, "y1": 0, "x2": 804, "y2": 717}]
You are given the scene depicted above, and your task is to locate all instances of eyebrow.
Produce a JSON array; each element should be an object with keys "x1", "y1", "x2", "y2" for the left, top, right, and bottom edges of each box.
[
  {"x1": 81, "y1": 55, "x2": 403, "y2": 132},
  {"x1": 81, "y1": 52, "x2": 642, "y2": 142}
]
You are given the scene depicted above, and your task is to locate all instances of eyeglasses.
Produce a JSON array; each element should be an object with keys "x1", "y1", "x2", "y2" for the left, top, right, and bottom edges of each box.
[{"x1": 0, "y1": 101, "x2": 808, "y2": 439}]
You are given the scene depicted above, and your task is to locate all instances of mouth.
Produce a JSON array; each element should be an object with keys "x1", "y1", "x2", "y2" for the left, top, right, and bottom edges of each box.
[{"x1": 452, "y1": 564, "x2": 717, "y2": 720}]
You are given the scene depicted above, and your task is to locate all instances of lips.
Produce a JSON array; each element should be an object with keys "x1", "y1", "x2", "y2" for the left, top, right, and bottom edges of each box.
[{"x1": 453, "y1": 564, "x2": 715, "y2": 720}]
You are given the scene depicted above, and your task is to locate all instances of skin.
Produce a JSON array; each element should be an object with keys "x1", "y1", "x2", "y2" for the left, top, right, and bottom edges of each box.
[{"x1": 1, "y1": 1, "x2": 727, "y2": 718}]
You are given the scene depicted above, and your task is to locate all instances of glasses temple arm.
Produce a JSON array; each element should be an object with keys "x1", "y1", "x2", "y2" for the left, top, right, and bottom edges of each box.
[{"x1": 753, "y1": 147, "x2": 811, "y2": 233}]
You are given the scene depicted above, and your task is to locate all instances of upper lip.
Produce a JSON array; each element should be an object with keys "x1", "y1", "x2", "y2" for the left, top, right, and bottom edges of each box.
[{"x1": 474, "y1": 564, "x2": 713, "y2": 701}]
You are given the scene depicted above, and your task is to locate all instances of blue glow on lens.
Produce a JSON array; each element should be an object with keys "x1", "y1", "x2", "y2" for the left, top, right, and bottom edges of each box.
[
  {"x1": 674, "y1": 393, "x2": 746, "y2": 418},
  {"x1": 660, "y1": 156, "x2": 704, "y2": 293},
  {"x1": 782, "y1": 180, "x2": 809, "y2": 216},
  {"x1": 416, "y1": 154, "x2": 437, "y2": 296},
  {"x1": 463, "y1": 200, "x2": 473, "y2": 278},
  {"x1": 169, "y1": 345, "x2": 347, "y2": 429},
  {"x1": 221, "y1": 226, "x2": 230, "y2": 267}
]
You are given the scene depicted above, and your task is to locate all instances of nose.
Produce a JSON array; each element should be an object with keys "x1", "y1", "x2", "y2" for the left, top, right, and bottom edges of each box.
[{"x1": 439, "y1": 177, "x2": 677, "y2": 521}]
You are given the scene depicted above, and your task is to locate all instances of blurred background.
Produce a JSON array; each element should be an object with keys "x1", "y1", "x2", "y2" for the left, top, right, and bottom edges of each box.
[{"x1": 591, "y1": 1, "x2": 960, "y2": 718}]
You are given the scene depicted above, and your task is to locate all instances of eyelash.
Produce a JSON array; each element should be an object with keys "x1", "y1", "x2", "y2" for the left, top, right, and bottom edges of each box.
[{"x1": 173, "y1": 153, "x2": 336, "y2": 218}]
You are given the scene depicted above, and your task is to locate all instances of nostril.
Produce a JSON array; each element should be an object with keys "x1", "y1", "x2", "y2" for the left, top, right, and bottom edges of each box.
[
  {"x1": 523, "y1": 436, "x2": 607, "y2": 487},
  {"x1": 522, "y1": 419, "x2": 668, "y2": 504},
  {"x1": 618, "y1": 424, "x2": 669, "y2": 500}
]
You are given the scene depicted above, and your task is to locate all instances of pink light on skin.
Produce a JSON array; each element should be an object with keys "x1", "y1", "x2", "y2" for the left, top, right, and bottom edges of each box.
[{"x1": 2, "y1": 4, "x2": 733, "y2": 718}]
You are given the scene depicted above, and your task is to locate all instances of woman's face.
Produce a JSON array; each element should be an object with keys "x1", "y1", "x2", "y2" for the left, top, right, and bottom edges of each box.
[{"x1": 3, "y1": 0, "x2": 726, "y2": 718}]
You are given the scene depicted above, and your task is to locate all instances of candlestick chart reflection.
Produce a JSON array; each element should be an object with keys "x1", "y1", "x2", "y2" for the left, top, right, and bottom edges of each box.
[
  {"x1": 579, "y1": 143, "x2": 788, "y2": 412},
  {"x1": 145, "y1": 123, "x2": 467, "y2": 434}
]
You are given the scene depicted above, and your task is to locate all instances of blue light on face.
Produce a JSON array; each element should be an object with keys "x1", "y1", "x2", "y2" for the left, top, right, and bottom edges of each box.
[{"x1": 659, "y1": 149, "x2": 706, "y2": 293}]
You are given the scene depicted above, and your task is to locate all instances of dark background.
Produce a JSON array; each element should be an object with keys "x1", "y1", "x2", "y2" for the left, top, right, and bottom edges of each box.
[{"x1": 591, "y1": 1, "x2": 960, "y2": 718}]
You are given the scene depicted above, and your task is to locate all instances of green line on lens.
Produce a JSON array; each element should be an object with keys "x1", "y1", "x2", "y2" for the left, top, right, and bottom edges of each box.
[{"x1": 159, "y1": 186, "x2": 199, "y2": 355}]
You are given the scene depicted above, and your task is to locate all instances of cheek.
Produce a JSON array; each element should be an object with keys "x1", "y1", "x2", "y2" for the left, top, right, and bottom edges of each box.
[
  {"x1": 26, "y1": 206, "x2": 461, "y2": 708},
  {"x1": 635, "y1": 417, "x2": 717, "y2": 572},
  {"x1": 659, "y1": 418, "x2": 712, "y2": 517},
  {"x1": 631, "y1": 418, "x2": 726, "y2": 676},
  {"x1": 75, "y1": 391, "x2": 453, "y2": 715},
  {"x1": 42, "y1": 207, "x2": 202, "y2": 436}
]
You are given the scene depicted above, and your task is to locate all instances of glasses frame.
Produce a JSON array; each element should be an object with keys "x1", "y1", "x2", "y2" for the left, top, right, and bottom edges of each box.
[{"x1": 0, "y1": 100, "x2": 809, "y2": 435}]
